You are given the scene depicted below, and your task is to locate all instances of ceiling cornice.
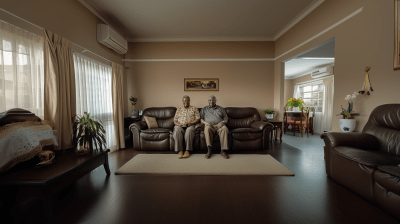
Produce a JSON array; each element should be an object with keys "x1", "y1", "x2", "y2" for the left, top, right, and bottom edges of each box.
[
  {"x1": 127, "y1": 36, "x2": 275, "y2": 42},
  {"x1": 78, "y1": 0, "x2": 127, "y2": 39},
  {"x1": 273, "y1": 0, "x2": 325, "y2": 41}
]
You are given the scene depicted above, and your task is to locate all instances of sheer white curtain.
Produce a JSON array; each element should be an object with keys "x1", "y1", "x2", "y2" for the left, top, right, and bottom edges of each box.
[
  {"x1": 321, "y1": 76, "x2": 334, "y2": 132},
  {"x1": 73, "y1": 52, "x2": 116, "y2": 151},
  {"x1": 0, "y1": 20, "x2": 44, "y2": 117},
  {"x1": 293, "y1": 84, "x2": 300, "y2": 99}
]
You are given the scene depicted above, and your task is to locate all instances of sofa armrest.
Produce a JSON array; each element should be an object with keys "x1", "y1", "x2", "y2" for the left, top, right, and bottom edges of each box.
[
  {"x1": 195, "y1": 123, "x2": 205, "y2": 131},
  {"x1": 129, "y1": 121, "x2": 147, "y2": 150},
  {"x1": 251, "y1": 121, "x2": 274, "y2": 131},
  {"x1": 320, "y1": 132, "x2": 380, "y2": 151},
  {"x1": 129, "y1": 121, "x2": 147, "y2": 131}
]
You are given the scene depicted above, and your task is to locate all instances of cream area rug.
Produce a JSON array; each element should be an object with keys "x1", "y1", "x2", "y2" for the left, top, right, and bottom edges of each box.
[{"x1": 115, "y1": 154, "x2": 294, "y2": 176}]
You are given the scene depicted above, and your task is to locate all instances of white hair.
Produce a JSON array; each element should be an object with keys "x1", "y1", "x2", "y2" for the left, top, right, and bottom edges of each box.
[
  {"x1": 182, "y1": 95, "x2": 190, "y2": 101},
  {"x1": 208, "y1": 95, "x2": 216, "y2": 101}
]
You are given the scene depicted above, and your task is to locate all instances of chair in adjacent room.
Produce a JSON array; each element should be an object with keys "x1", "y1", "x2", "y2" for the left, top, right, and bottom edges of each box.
[{"x1": 293, "y1": 107, "x2": 310, "y2": 137}]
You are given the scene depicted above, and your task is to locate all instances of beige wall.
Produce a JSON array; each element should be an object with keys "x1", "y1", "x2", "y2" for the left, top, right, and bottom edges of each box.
[
  {"x1": 0, "y1": 0, "x2": 124, "y2": 65},
  {"x1": 276, "y1": 0, "x2": 400, "y2": 132},
  {"x1": 124, "y1": 42, "x2": 275, "y2": 117}
]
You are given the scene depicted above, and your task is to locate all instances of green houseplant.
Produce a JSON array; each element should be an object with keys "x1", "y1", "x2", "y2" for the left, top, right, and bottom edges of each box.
[
  {"x1": 263, "y1": 108, "x2": 275, "y2": 121},
  {"x1": 285, "y1": 98, "x2": 304, "y2": 111},
  {"x1": 337, "y1": 92, "x2": 360, "y2": 132},
  {"x1": 73, "y1": 112, "x2": 107, "y2": 154}
]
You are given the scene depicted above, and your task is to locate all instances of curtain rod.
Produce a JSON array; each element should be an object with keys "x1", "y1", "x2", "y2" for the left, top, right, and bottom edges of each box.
[{"x1": 0, "y1": 7, "x2": 112, "y2": 63}]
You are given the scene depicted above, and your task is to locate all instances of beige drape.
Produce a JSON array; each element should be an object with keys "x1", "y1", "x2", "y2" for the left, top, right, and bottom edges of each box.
[
  {"x1": 112, "y1": 62, "x2": 125, "y2": 151},
  {"x1": 43, "y1": 30, "x2": 76, "y2": 150}
]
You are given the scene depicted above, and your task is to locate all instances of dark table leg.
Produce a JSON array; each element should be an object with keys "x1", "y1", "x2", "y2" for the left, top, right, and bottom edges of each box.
[
  {"x1": 41, "y1": 190, "x2": 53, "y2": 219},
  {"x1": 280, "y1": 125, "x2": 283, "y2": 142},
  {"x1": 103, "y1": 153, "x2": 111, "y2": 175}
]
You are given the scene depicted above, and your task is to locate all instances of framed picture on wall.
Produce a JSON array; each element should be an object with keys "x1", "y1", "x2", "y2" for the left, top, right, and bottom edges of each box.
[
  {"x1": 394, "y1": 0, "x2": 400, "y2": 70},
  {"x1": 184, "y1": 78, "x2": 219, "y2": 91}
]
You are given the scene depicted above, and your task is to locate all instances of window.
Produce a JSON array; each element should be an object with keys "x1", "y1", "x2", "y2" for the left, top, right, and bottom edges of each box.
[
  {"x1": 0, "y1": 21, "x2": 44, "y2": 117},
  {"x1": 299, "y1": 83, "x2": 324, "y2": 112},
  {"x1": 73, "y1": 52, "x2": 115, "y2": 149}
]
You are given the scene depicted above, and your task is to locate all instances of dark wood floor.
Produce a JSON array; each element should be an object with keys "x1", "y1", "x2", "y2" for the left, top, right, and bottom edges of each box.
[{"x1": 4, "y1": 141, "x2": 400, "y2": 224}]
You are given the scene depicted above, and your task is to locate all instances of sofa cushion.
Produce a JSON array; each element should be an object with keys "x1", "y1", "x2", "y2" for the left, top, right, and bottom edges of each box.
[
  {"x1": 231, "y1": 128, "x2": 261, "y2": 133},
  {"x1": 377, "y1": 165, "x2": 400, "y2": 179},
  {"x1": 140, "y1": 131, "x2": 170, "y2": 141},
  {"x1": 225, "y1": 107, "x2": 260, "y2": 129},
  {"x1": 374, "y1": 167, "x2": 400, "y2": 196},
  {"x1": 141, "y1": 128, "x2": 170, "y2": 134},
  {"x1": 232, "y1": 132, "x2": 262, "y2": 140},
  {"x1": 333, "y1": 146, "x2": 400, "y2": 168}
]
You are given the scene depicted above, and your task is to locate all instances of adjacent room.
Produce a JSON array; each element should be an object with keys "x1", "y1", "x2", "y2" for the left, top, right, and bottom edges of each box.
[{"x1": 0, "y1": 0, "x2": 400, "y2": 223}]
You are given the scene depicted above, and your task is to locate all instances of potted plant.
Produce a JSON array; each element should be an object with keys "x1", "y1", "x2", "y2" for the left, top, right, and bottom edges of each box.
[
  {"x1": 263, "y1": 108, "x2": 276, "y2": 121},
  {"x1": 285, "y1": 98, "x2": 304, "y2": 112},
  {"x1": 73, "y1": 112, "x2": 107, "y2": 155},
  {"x1": 129, "y1": 96, "x2": 138, "y2": 118},
  {"x1": 336, "y1": 92, "x2": 360, "y2": 132}
]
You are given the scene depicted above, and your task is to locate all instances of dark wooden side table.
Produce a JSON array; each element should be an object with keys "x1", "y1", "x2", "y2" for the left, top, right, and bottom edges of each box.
[
  {"x1": 263, "y1": 119, "x2": 283, "y2": 143},
  {"x1": 0, "y1": 149, "x2": 110, "y2": 219},
  {"x1": 124, "y1": 117, "x2": 141, "y2": 144}
]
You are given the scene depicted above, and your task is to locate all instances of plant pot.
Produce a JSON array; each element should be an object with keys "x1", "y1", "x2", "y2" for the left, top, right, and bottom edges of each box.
[
  {"x1": 265, "y1": 114, "x2": 274, "y2": 121},
  {"x1": 339, "y1": 119, "x2": 356, "y2": 132},
  {"x1": 131, "y1": 105, "x2": 138, "y2": 118}
]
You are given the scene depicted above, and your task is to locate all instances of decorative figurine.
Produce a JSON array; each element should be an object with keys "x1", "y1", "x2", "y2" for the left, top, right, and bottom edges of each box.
[{"x1": 359, "y1": 66, "x2": 374, "y2": 95}]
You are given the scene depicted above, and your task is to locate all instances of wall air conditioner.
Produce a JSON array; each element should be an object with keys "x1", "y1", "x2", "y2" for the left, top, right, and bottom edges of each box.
[
  {"x1": 311, "y1": 66, "x2": 334, "y2": 78},
  {"x1": 97, "y1": 24, "x2": 128, "y2": 54}
]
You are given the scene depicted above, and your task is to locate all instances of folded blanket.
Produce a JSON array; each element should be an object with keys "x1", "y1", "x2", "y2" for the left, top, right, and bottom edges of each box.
[{"x1": 0, "y1": 121, "x2": 59, "y2": 173}]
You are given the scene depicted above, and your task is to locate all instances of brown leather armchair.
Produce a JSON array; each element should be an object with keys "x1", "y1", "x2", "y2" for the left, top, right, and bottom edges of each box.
[
  {"x1": 320, "y1": 104, "x2": 400, "y2": 220},
  {"x1": 130, "y1": 107, "x2": 177, "y2": 151},
  {"x1": 195, "y1": 107, "x2": 274, "y2": 151}
]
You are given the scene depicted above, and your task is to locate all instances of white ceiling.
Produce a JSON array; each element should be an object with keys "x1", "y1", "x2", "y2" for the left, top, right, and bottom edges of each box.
[
  {"x1": 285, "y1": 38, "x2": 335, "y2": 79},
  {"x1": 79, "y1": 0, "x2": 323, "y2": 42}
]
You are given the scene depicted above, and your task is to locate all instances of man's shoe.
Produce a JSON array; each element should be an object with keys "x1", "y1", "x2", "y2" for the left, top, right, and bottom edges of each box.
[
  {"x1": 221, "y1": 152, "x2": 229, "y2": 159},
  {"x1": 177, "y1": 151, "x2": 184, "y2": 159},
  {"x1": 182, "y1": 151, "x2": 190, "y2": 158},
  {"x1": 205, "y1": 153, "x2": 212, "y2": 159}
]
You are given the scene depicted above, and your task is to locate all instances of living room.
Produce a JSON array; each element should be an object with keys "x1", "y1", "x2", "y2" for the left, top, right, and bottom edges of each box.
[{"x1": 0, "y1": 0, "x2": 400, "y2": 223}]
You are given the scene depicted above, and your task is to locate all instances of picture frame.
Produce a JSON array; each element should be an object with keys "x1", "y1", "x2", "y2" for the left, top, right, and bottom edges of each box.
[
  {"x1": 184, "y1": 78, "x2": 219, "y2": 91},
  {"x1": 394, "y1": 0, "x2": 400, "y2": 70}
]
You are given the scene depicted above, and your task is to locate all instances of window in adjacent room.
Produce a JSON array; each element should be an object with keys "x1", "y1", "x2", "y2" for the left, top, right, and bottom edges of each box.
[
  {"x1": 0, "y1": 20, "x2": 44, "y2": 117},
  {"x1": 73, "y1": 52, "x2": 116, "y2": 150},
  {"x1": 299, "y1": 82, "x2": 324, "y2": 112}
]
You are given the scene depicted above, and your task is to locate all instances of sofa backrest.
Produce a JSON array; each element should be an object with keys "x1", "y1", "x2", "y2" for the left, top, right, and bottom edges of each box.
[
  {"x1": 225, "y1": 107, "x2": 260, "y2": 129},
  {"x1": 142, "y1": 107, "x2": 177, "y2": 130},
  {"x1": 363, "y1": 104, "x2": 400, "y2": 155}
]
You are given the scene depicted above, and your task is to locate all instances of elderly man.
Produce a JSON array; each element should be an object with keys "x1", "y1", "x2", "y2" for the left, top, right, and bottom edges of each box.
[
  {"x1": 173, "y1": 95, "x2": 200, "y2": 159},
  {"x1": 200, "y1": 95, "x2": 229, "y2": 159}
]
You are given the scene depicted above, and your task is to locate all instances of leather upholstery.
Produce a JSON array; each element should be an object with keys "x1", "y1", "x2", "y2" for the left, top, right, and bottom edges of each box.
[
  {"x1": 320, "y1": 104, "x2": 400, "y2": 219},
  {"x1": 363, "y1": 104, "x2": 400, "y2": 156},
  {"x1": 199, "y1": 107, "x2": 272, "y2": 151},
  {"x1": 131, "y1": 106, "x2": 272, "y2": 151}
]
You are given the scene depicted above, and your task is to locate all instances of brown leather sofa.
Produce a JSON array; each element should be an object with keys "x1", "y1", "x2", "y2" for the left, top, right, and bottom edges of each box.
[
  {"x1": 195, "y1": 107, "x2": 273, "y2": 151},
  {"x1": 130, "y1": 107, "x2": 177, "y2": 151},
  {"x1": 131, "y1": 107, "x2": 273, "y2": 151},
  {"x1": 320, "y1": 104, "x2": 400, "y2": 220}
]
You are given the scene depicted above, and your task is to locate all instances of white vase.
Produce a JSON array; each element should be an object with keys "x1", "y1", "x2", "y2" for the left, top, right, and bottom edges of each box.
[
  {"x1": 265, "y1": 114, "x2": 274, "y2": 121},
  {"x1": 339, "y1": 119, "x2": 356, "y2": 132},
  {"x1": 293, "y1": 107, "x2": 300, "y2": 112}
]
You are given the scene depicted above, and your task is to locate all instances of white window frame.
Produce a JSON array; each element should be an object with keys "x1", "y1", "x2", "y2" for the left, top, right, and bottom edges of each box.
[{"x1": 298, "y1": 81, "x2": 324, "y2": 112}]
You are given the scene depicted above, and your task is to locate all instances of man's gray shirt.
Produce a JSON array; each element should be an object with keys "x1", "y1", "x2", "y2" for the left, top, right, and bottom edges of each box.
[{"x1": 200, "y1": 105, "x2": 228, "y2": 124}]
